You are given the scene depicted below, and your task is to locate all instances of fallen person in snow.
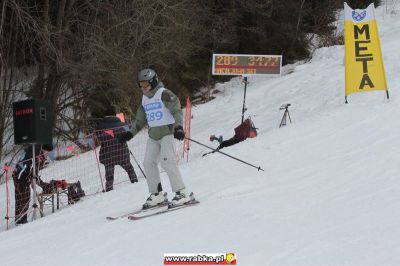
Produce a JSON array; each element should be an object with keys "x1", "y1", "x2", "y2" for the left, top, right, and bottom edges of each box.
[{"x1": 203, "y1": 117, "x2": 257, "y2": 156}]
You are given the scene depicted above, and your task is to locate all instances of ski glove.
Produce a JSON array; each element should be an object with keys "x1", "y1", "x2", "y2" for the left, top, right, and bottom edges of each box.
[
  {"x1": 116, "y1": 131, "x2": 133, "y2": 143},
  {"x1": 174, "y1": 125, "x2": 185, "y2": 141}
]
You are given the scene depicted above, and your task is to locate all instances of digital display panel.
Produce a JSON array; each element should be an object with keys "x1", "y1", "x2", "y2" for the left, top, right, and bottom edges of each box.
[{"x1": 212, "y1": 54, "x2": 282, "y2": 76}]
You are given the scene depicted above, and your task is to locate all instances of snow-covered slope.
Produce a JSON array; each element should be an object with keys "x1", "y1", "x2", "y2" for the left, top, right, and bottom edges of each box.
[{"x1": 1, "y1": 6, "x2": 400, "y2": 266}]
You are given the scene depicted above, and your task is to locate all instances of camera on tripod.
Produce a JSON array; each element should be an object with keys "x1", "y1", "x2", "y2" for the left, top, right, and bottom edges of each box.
[
  {"x1": 279, "y1": 103, "x2": 291, "y2": 127},
  {"x1": 280, "y1": 103, "x2": 291, "y2": 110}
]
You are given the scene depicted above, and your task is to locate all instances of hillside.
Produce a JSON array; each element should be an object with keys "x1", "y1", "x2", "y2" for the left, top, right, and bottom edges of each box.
[{"x1": 1, "y1": 5, "x2": 400, "y2": 266}]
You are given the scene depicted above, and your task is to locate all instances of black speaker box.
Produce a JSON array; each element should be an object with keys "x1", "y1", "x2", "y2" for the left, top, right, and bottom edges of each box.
[{"x1": 13, "y1": 99, "x2": 53, "y2": 145}]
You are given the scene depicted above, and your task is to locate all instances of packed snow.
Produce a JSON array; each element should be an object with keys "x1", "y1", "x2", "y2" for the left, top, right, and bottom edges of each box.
[{"x1": 1, "y1": 5, "x2": 400, "y2": 266}]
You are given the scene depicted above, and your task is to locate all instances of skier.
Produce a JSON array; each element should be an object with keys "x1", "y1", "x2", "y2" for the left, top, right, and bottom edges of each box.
[
  {"x1": 95, "y1": 106, "x2": 138, "y2": 192},
  {"x1": 204, "y1": 118, "x2": 257, "y2": 156},
  {"x1": 218, "y1": 118, "x2": 257, "y2": 150},
  {"x1": 117, "y1": 68, "x2": 191, "y2": 208}
]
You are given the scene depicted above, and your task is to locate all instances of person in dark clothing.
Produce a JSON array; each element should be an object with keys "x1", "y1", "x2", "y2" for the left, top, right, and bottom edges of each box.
[
  {"x1": 218, "y1": 118, "x2": 257, "y2": 149},
  {"x1": 204, "y1": 118, "x2": 257, "y2": 156},
  {"x1": 12, "y1": 144, "x2": 52, "y2": 225},
  {"x1": 96, "y1": 106, "x2": 138, "y2": 192}
]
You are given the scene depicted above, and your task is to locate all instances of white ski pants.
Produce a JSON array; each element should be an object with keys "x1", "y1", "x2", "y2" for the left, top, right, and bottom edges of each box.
[{"x1": 143, "y1": 134, "x2": 185, "y2": 194}]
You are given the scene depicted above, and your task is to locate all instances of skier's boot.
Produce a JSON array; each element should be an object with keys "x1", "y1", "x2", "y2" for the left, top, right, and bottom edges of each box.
[
  {"x1": 142, "y1": 192, "x2": 167, "y2": 209},
  {"x1": 170, "y1": 189, "x2": 191, "y2": 207}
]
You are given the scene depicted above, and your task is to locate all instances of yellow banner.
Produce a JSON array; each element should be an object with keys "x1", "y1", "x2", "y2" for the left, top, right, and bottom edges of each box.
[{"x1": 344, "y1": 3, "x2": 388, "y2": 97}]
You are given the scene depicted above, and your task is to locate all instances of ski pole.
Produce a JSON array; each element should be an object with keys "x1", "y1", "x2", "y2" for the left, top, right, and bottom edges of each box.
[
  {"x1": 129, "y1": 150, "x2": 146, "y2": 178},
  {"x1": 186, "y1": 137, "x2": 264, "y2": 171},
  {"x1": 202, "y1": 150, "x2": 216, "y2": 157}
]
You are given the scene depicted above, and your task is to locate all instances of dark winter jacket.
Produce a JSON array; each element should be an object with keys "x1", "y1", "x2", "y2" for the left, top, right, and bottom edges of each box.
[
  {"x1": 95, "y1": 116, "x2": 130, "y2": 166},
  {"x1": 13, "y1": 144, "x2": 45, "y2": 185},
  {"x1": 12, "y1": 144, "x2": 52, "y2": 224}
]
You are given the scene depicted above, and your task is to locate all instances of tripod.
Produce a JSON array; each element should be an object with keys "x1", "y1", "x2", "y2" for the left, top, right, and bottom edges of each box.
[{"x1": 279, "y1": 104, "x2": 291, "y2": 128}]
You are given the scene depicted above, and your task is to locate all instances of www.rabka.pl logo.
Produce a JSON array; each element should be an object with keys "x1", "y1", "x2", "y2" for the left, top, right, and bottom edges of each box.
[{"x1": 164, "y1": 252, "x2": 237, "y2": 265}]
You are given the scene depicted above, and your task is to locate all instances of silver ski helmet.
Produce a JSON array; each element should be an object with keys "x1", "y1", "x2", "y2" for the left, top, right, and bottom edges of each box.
[{"x1": 137, "y1": 68, "x2": 158, "y2": 89}]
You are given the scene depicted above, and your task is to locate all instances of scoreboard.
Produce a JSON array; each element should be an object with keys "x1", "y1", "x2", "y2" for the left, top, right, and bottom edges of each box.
[{"x1": 212, "y1": 54, "x2": 282, "y2": 76}]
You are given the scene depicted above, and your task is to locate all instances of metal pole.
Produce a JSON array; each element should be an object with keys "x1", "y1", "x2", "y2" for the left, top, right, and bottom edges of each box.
[
  {"x1": 241, "y1": 77, "x2": 248, "y2": 123},
  {"x1": 5, "y1": 165, "x2": 10, "y2": 230},
  {"x1": 31, "y1": 144, "x2": 39, "y2": 221},
  {"x1": 187, "y1": 137, "x2": 264, "y2": 171},
  {"x1": 90, "y1": 134, "x2": 105, "y2": 192}
]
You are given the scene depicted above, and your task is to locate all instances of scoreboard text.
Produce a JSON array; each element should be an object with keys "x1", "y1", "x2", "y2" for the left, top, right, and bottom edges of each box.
[{"x1": 212, "y1": 54, "x2": 282, "y2": 76}]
